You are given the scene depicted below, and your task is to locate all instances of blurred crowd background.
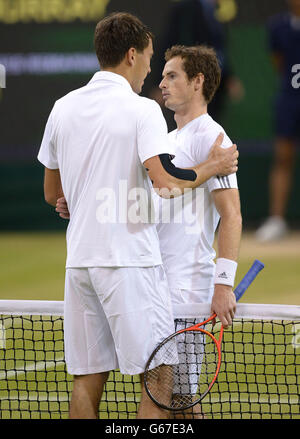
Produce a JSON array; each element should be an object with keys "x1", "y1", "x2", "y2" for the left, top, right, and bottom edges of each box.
[{"x1": 0, "y1": 0, "x2": 299, "y2": 235}]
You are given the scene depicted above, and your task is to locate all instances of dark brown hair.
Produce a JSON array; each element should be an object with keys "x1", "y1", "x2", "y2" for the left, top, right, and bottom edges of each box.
[
  {"x1": 165, "y1": 45, "x2": 221, "y2": 103},
  {"x1": 94, "y1": 12, "x2": 153, "y2": 68}
]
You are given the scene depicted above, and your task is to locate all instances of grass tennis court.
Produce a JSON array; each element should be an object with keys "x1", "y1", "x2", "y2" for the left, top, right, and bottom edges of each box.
[
  {"x1": 0, "y1": 313, "x2": 299, "y2": 419},
  {"x1": 1, "y1": 231, "x2": 299, "y2": 304},
  {"x1": 0, "y1": 231, "x2": 299, "y2": 419}
]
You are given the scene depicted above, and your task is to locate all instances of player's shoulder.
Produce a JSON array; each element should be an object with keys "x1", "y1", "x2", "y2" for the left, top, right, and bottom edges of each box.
[
  {"x1": 133, "y1": 96, "x2": 165, "y2": 122},
  {"x1": 194, "y1": 114, "x2": 227, "y2": 142},
  {"x1": 200, "y1": 114, "x2": 225, "y2": 133},
  {"x1": 191, "y1": 114, "x2": 232, "y2": 155},
  {"x1": 135, "y1": 95, "x2": 162, "y2": 110},
  {"x1": 53, "y1": 84, "x2": 87, "y2": 112}
]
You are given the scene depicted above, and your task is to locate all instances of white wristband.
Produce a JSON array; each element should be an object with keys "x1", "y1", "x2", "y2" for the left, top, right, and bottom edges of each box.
[{"x1": 214, "y1": 258, "x2": 238, "y2": 287}]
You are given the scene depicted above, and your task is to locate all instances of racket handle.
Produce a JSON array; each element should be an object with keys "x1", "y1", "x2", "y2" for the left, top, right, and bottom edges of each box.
[{"x1": 234, "y1": 259, "x2": 264, "y2": 302}]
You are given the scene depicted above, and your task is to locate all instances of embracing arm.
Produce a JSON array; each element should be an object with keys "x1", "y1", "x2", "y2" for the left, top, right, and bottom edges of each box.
[
  {"x1": 210, "y1": 188, "x2": 242, "y2": 328},
  {"x1": 144, "y1": 133, "x2": 238, "y2": 198},
  {"x1": 43, "y1": 168, "x2": 64, "y2": 207}
]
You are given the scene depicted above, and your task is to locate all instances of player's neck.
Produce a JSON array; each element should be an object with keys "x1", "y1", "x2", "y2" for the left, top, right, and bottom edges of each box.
[{"x1": 174, "y1": 104, "x2": 208, "y2": 131}]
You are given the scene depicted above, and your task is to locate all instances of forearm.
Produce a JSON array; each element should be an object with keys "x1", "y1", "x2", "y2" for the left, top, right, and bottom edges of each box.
[
  {"x1": 211, "y1": 212, "x2": 242, "y2": 327},
  {"x1": 146, "y1": 133, "x2": 238, "y2": 198},
  {"x1": 210, "y1": 189, "x2": 242, "y2": 326},
  {"x1": 160, "y1": 143, "x2": 239, "y2": 195},
  {"x1": 216, "y1": 212, "x2": 242, "y2": 262},
  {"x1": 44, "y1": 179, "x2": 64, "y2": 207},
  {"x1": 44, "y1": 168, "x2": 64, "y2": 207},
  {"x1": 45, "y1": 189, "x2": 64, "y2": 207},
  {"x1": 168, "y1": 159, "x2": 219, "y2": 192}
]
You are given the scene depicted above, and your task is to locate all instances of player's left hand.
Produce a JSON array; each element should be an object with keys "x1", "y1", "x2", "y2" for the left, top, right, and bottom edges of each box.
[
  {"x1": 56, "y1": 197, "x2": 70, "y2": 220},
  {"x1": 210, "y1": 284, "x2": 236, "y2": 329}
]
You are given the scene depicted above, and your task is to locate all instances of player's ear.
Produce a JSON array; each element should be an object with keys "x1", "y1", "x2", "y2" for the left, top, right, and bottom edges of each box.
[
  {"x1": 194, "y1": 73, "x2": 204, "y2": 91},
  {"x1": 126, "y1": 47, "x2": 137, "y2": 67}
]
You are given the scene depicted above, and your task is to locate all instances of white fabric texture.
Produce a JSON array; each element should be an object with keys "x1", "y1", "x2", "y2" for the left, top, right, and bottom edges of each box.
[
  {"x1": 38, "y1": 71, "x2": 175, "y2": 268},
  {"x1": 155, "y1": 113, "x2": 238, "y2": 292},
  {"x1": 64, "y1": 265, "x2": 175, "y2": 375}
]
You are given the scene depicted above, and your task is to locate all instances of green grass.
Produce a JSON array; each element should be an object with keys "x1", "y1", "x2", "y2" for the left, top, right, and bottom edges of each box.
[
  {"x1": 0, "y1": 232, "x2": 299, "y2": 419},
  {"x1": 0, "y1": 233, "x2": 66, "y2": 301},
  {"x1": 235, "y1": 258, "x2": 300, "y2": 305},
  {"x1": 0, "y1": 316, "x2": 299, "y2": 419},
  {"x1": 0, "y1": 231, "x2": 299, "y2": 304}
]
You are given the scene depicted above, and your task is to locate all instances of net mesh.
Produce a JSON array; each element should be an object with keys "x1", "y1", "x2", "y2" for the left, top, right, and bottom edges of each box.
[{"x1": 0, "y1": 301, "x2": 299, "y2": 419}]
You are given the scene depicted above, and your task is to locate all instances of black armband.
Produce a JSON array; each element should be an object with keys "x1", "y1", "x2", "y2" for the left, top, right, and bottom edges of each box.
[{"x1": 159, "y1": 154, "x2": 197, "y2": 181}]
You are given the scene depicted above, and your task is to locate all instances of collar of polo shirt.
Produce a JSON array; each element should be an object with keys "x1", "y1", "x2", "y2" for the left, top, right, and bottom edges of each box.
[{"x1": 89, "y1": 71, "x2": 132, "y2": 91}]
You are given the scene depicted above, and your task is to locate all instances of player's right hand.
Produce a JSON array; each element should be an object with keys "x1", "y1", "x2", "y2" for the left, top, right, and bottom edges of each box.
[
  {"x1": 56, "y1": 197, "x2": 70, "y2": 220},
  {"x1": 210, "y1": 284, "x2": 237, "y2": 329},
  {"x1": 208, "y1": 133, "x2": 239, "y2": 176}
]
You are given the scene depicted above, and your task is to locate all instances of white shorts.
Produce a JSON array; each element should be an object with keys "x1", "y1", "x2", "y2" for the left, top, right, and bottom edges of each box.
[
  {"x1": 64, "y1": 265, "x2": 175, "y2": 376},
  {"x1": 171, "y1": 287, "x2": 214, "y2": 306}
]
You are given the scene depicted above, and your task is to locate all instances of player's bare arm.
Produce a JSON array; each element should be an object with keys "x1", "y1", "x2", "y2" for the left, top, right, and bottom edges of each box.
[
  {"x1": 43, "y1": 168, "x2": 64, "y2": 207},
  {"x1": 55, "y1": 134, "x2": 238, "y2": 214},
  {"x1": 144, "y1": 133, "x2": 238, "y2": 197},
  {"x1": 210, "y1": 188, "x2": 242, "y2": 328}
]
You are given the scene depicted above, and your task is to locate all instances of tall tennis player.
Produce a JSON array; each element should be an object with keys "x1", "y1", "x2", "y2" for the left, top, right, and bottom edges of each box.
[
  {"x1": 156, "y1": 45, "x2": 242, "y2": 417},
  {"x1": 38, "y1": 13, "x2": 238, "y2": 419}
]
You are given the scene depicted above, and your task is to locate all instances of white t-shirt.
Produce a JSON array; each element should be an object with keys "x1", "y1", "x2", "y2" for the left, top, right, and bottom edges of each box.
[
  {"x1": 38, "y1": 71, "x2": 174, "y2": 268},
  {"x1": 155, "y1": 113, "x2": 238, "y2": 291}
]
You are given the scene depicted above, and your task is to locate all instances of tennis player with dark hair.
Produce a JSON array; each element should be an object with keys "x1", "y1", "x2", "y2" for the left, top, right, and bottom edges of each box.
[
  {"x1": 38, "y1": 13, "x2": 238, "y2": 419},
  {"x1": 155, "y1": 45, "x2": 242, "y2": 417}
]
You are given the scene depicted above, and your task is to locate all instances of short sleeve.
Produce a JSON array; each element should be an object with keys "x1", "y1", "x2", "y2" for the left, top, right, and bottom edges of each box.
[
  {"x1": 137, "y1": 100, "x2": 175, "y2": 164},
  {"x1": 207, "y1": 132, "x2": 238, "y2": 192},
  {"x1": 207, "y1": 172, "x2": 238, "y2": 193},
  {"x1": 37, "y1": 107, "x2": 59, "y2": 169},
  {"x1": 192, "y1": 128, "x2": 238, "y2": 193}
]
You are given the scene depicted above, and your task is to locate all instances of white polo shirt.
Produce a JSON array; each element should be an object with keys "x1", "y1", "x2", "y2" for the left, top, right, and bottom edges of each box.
[
  {"x1": 155, "y1": 113, "x2": 238, "y2": 292},
  {"x1": 38, "y1": 71, "x2": 174, "y2": 268}
]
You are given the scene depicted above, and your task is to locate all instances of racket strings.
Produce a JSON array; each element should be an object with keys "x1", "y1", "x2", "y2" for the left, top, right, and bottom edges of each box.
[{"x1": 145, "y1": 329, "x2": 219, "y2": 410}]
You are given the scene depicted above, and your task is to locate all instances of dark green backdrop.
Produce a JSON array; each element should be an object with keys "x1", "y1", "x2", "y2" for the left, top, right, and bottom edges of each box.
[{"x1": 1, "y1": 0, "x2": 299, "y2": 230}]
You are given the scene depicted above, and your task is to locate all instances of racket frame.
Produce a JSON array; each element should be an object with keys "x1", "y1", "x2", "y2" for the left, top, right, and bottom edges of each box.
[
  {"x1": 144, "y1": 315, "x2": 224, "y2": 411},
  {"x1": 144, "y1": 260, "x2": 264, "y2": 412}
]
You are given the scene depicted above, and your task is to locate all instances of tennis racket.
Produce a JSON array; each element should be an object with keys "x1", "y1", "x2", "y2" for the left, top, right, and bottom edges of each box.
[{"x1": 144, "y1": 259, "x2": 265, "y2": 411}]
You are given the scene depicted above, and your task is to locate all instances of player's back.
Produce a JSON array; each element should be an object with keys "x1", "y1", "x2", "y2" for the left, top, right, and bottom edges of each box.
[
  {"x1": 54, "y1": 72, "x2": 141, "y2": 215},
  {"x1": 41, "y1": 71, "x2": 164, "y2": 268}
]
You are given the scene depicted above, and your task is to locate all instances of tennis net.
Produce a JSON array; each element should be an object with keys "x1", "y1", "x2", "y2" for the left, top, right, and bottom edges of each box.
[{"x1": 0, "y1": 300, "x2": 299, "y2": 419}]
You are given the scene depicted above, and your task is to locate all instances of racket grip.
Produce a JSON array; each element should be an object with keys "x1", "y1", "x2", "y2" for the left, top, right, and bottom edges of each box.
[{"x1": 234, "y1": 259, "x2": 264, "y2": 302}]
